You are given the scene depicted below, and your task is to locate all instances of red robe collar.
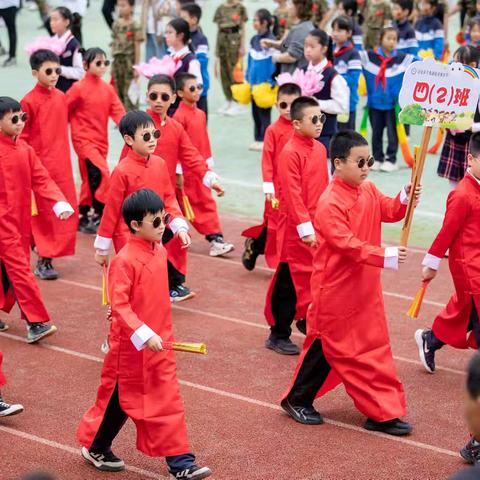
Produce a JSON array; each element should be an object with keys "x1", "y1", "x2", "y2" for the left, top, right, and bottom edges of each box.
[
  {"x1": 147, "y1": 109, "x2": 168, "y2": 127},
  {"x1": 334, "y1": 42, "x2": 354, "y2": 58},
  {"x1": 125, "y1": 148, "x2": 151, "y2": 166},
  {"x1": 292, "y1": 131, "x2": 315, "y2": 148},
  {"x1": 33, "y1": 83, "x2": 54, "y2": 96},
  {"x1": 127, "y1": 233, "x2": 157, "y2": 253}
]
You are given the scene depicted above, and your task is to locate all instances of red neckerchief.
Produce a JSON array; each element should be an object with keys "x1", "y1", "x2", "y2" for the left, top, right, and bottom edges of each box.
[
  {"x1": 334, "y1": 42, "x2": 354, "y2": 58},
  {"x1": 374, "y1": 52, "x2": 395, "y2": 92}
]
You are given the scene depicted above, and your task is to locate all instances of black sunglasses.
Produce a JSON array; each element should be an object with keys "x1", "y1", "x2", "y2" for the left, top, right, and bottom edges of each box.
[
  {"x1": 142, "y1": 129, "x2": 161, "y2": 142},
  {"x1": 95, "y1": 60, "x2": 110, "y2": 67},
  {"x1": 355, "y1": 156, "x2": 375, "y2": 169},
  {"x1": 310, "y1": 113, "x2": 327, "y2": 125},
  {"x1": 45, "y1": 67, "x2": 62, "y2": 76},
  {"x1": 188, "y1": 84, "x2": 203, "y2": 93},
  {"x1": 11, "y1": 112, "x2": 28, "y2": 124},
  {"x1": 149, "y1": 92, "x2": 171, "y2": 102},
  {"x1": 141, "y1": 213, "x2": 172, "y2": 229},
  {"x1": 278, "y1": 101, "x2": 291, "y2": 109}
]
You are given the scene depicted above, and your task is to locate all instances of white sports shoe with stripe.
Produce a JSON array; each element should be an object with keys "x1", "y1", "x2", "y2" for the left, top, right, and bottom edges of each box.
[
  {"x1": 170, "y1": 466, "x2": 212, "y2": 479},
  {"x1": 0, "y1": 398, "x2": 24, "y2": 417}
]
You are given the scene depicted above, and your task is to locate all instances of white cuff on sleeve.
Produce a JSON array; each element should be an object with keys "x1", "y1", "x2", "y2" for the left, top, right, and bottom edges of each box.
[
  {"x1": 169, "y1": 217, "x2": 189, "y2": 234},
  {"x1": 176, "y1": 163, "x2": 183, "y2": 174},
  {"x1": 400, "y1": 188, "x2": 408, "y2": 205},
  {"x1": 422, "y1": 253, "x2": 441, "y2": 270},
  {"x1": 296, "y1": 221, "x2": 314, "y2": 238},
  {"x1": 53, "y1": 201, "x2": 74, "y2": 217},
  {"x1": 384, "y1": 246, "x2": 399, "y2": 270},
  {"x1": 206, "y1": 157, "x2": 215, "y2": 168},
  {"x1": 203, "y1": 170, "x2": 219, "y2": 188},
  {"x1": 263, "y1": 182, "x2": 275, "y2": 194},
  {"x1": 94, "y1": 235, "x2": 113, "y2": 251},
  {"x1": 130, "y1": 324, "x2": 156, "y2": 351}
]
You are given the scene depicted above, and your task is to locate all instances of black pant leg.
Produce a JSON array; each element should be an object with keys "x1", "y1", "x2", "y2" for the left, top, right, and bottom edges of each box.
[
  {"x1": 90, "y1": 384, "x2": 128, "y2": 453},
  {"x1": 385, "y1": 109, "x2": 399, "y2": 164},
  {"x1": 469, "y1": 300, "x2": 480, "y2": 349},
  {"x1": 85, "y1": 159, "x2": 104, "y2": 216},
  {"x1": 369, "y1": 108, "x2": 385, "y2": 163},
  {"x1": 101, "y1": 0, "x2": 116, "y2": 29},
  {"x1": 258, "y1": 107, "x2": 271, "y2": 141},
  {"x1": 270, "y1": 263, "x2": 297, "y2": 340},
  {"x1": 0, "y1": 7, "x2": 17, "y2": 58},
  {"x1": 253, "y1": 225, "x2": 267, "y2": 255},
  {"x1": 162, "y1": 229, "x2": 186, "y2": 289},
  {"x1": 288, "y1": 339, "x2": 332, "y2": 408},
  {"x1": 251, "y1": 102, "x2": 261, "y2": 141}
]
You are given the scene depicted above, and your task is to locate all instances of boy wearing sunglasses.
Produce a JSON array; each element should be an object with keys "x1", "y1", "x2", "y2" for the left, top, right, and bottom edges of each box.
[
  {"x1": 0, "y1": 96, "x2": 74, "y2": 343},
  {"x1": 79, "y1": 188, "x2": 212, "y2": 480},
  {"x1": 282, "y1": 130, "x2": 419, "y2": 436},
  {"x1": 173, "y1": 72, "x2": 234, "y2": 258},
  {"x1": 242, "y1": 82, "x2": 301, "y2": 272},
  {"x1": 20, "y1": 48, "x2": 78, "y2": 281},
  {"x1": 263, "y1": 96, "x2": 329, "y2": 356}
]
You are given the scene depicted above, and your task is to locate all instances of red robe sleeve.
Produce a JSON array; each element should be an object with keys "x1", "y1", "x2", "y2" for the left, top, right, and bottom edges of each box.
[
  {"x1": 109, "y1": 87, "x2": 126, "y2": 125},
  {"x1": 160, "y1": 166, "x2": 184, "y2": 219},
  {"x1": 318, "y1": 201, "x2": 386, "y2": 268},
  {"x1": 261, "y1": 127, "x2": 275, "y2": 186},
  {"x1": 178, "y1": 127, "x2": 208, "y2": 180},
  {"x1": 19, "y1": 97, "x2": 34, "y2": 144},
  {"x1": 29, "y1": 148, "x2": 66, "y2": 204},
  {"x1": 377, "y1": 189, "x2": 407, "y2": 223},
  {"x1": 66, "y1": 83, "x2": 81, "y2": 118}
]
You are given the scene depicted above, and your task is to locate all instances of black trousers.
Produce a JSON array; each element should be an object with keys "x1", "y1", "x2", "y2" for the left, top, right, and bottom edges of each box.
[
  {"x1": 0, "y1": 7, "x2": 17, "y2": 58},
  {"x1": 101, "y1": 0, "x2": 116, "y2": 29},
  {"x1": 162, "y1": 228, "x2": 186, "y2": 289},
  {"x1": 79, "y1": 159, "x2": 105, "y2": 217},
  {"x1": 197, "y1": 95, "x2": 208, "y2": 120},
  {"x1": 369, "y1": 108, "x2": 398, "y2": 164},
  {"x1": 270, "y1": 262, "x2": 297, "y2": 340},
  {"x1": 251, "y1": 103, "x2": 271, "y2": 142},
  {"x1": 252, "y1": 225, "x2": 267, "y2": 255},
  {"x1": 287, "y1": 339, "x2": 332, "y2": 407},
  {"x1": 338, "y1": 111, "x2": 356, "y2": 131}
]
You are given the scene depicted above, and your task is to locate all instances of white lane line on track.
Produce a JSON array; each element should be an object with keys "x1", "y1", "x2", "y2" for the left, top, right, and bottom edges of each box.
[
  {"x1": 55, "y1": 278, "x2": 462, "y2": 376},
  {"x1": 0, "y1": 332, "x2": 460, "y2": 459},
  {"x1": 0, "y1": 425, "x2": 165, "y2": 479}
]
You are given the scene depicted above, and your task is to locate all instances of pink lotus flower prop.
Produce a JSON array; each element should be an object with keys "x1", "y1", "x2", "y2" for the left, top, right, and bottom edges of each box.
[
  {"x1": 26, "y1": 36, "x2": 65, "y2": 56},
  {"x1": 133, "y1": 56, "x2": 182, "y2": 79},
  {"x1": 276, "y1": 68, "x2": 324, "y2": 96}
]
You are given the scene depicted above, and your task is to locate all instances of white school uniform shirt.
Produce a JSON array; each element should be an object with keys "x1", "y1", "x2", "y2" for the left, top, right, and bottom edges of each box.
[
  {"x1": 307, "y1": 58, "x2": 350, "y2": 115},
  {"x1": 170, "y1": 45, "x2": 203, "y2": 85},
  {"x1": 54, "y1": 31, "x2": 84, "y2": 81}
]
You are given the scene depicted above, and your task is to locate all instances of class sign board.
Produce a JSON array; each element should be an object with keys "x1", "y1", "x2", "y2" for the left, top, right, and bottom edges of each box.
[{"x1": 398, "y1": 58, "x2": 480, "y2": 129}]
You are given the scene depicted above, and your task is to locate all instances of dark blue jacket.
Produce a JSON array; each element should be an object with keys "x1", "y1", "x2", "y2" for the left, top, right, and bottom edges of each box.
[
  {"x1": 333, "y1": 42, "x2": 361, "y2": 113},
  {"x1": 394, "y1": 19, "x2": 419, "y2": 55},
  {"x1": 191, "y1": 28, "x2": 210, "y2": 97},
  {"x1": 414, "y1": 15, "x2": 444, "y2": 60}
]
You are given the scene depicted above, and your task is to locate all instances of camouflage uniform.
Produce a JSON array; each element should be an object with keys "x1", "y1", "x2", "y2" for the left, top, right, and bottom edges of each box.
[
  {"x1": 363, "y1": 0, "x2": 392, "y2": 50},
  {"x1": 274, "y1": 5, "x2": 292, "y2": 40},
  {"x1": 213, "y1": 1, "x2": 248, "y2": 101},
  {"x1": 111, "y1": 18, "x2": 144, "y2": 111}
]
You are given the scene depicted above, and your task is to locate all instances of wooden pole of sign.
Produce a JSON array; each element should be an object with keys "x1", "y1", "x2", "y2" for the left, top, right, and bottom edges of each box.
[{"x1": 400, "y1": 126, "x2": 432, "y2": 247}]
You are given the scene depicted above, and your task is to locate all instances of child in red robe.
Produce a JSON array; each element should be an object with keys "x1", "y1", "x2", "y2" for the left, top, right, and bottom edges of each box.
[
  {"x1": 67, "y1": 47, "x2": 126, "y2": 234},
  {"x1": 95, "y1": 111, "x2": 192, "y2": 302},
  {"x1": 0, "y1": 350, "x2": 24, "y2": 417},
  {"x1": 264, "y1": 97, "x2": 330, "y2": 355},
  {"x1": 21, "y1": 49, "x2": 78, "y2": 280},
  {"x1": 78, "y1": 188, "x2": 212, "y2": 480},
  {"x1": 241, "y1": 82, "x2": 301, "y2": 271},
  {"x1": 0, "y1": 96, "x2": 74, "y2": 343},
  {"x1": 282, "y1": 130, "x2": 418, "y2": 436},
  {"x1": 173, "y1": 72, "x2": 234, "y2": 257}
]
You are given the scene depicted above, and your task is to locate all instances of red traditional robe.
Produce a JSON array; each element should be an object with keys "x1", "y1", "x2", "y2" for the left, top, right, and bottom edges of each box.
[
  {"x1": 77, "y1": 235, "x2": 190, "y2": 457},
  {"x1": 173, "y1": 101, "x2": 221, "y2": 235},
  {"x1": 67, "y1": 72, "x2": 125, "y2": 207},
  {"x1": 21, "y1": 83, "x2": 78, "y2": 258},
  {"x1": 242, "y1": 116, "x2": 293, "y2": 269},
  {"x1": 284, "y1": 177, "x2": 407, "y2": 422},
  {"x1": 95, "y1": 150, "x2": 187, "y2": 276},
  {"x1": 423, "y1": 172, "x2": 480, "y2": 349},
  {"x1": 264, "y1": 132, "x2": 329, "y2": 324}
]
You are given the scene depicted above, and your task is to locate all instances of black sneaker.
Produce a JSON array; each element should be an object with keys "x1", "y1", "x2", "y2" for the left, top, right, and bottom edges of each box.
[
  {"x1": 81, "y1": 447, "x2": 125, "y2": 472},
  {"x1": 0, "y1": 320, "x2": 9, "y2": 332},
  {"x1": 78, "y1": 216, "x2": 97, "y2": 234},
  {"x1": 34, "y1": 257, "x2": 58, "y2": 280},
  {"x1": 170, "y1": 284, "x2": 196, "y2": 303},
  {"x1": 414, "y1": 329, "x2": 435, "y2": 373},
  {"x1": 265, "y1": 335, "x2": 300, "y2": 355},
  {"x1": 364, "y1": 417, "x2": 412, "y2": 436},
  {"x1": 296, "y1": 319, "x2": 307, "y2": 335},
  {"x1": 280, "y1": 397, "x2": 324, "y2": 425},
  {"x1": 242, "y1": 237, "x2": 259, "y2": 271},
  {"x1": 460, "y1": 437, "x2": 480, "y2": 464},
  {"x1": 27, "y1": 323, "x2": 57, "y2": 344},
  {"x1": 170, "y1": 466, "x2": 212, "y2": 479},
  {"x1": 0, "y1": 398, "x2": 24, "y2": 417}
]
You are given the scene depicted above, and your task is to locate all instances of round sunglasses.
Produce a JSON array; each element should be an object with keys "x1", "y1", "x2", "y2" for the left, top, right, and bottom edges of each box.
[
  {"x1": 95, "y1": 60, "x2": 110, "y2": 67},
  {"x1": 141, "y1": 213, "x2": 172, "y2": 229},
  {"x1": 309, "y1": 113, "x2": 327, "y2": 125},
  {"x1": 278, "y1": 101, "x2": 291, "y2": 110},
  {"x1": 44, "y1": 67, "x2": 62, "y2": 76},
  {"x1": 355, "y1": 156, "x2": 375, "y2": 169},
  {"x1": 148, "y1": 92, "x2": 171, "y2": 102},
  {"x1": 142, "y1": 129, "x2": 161, "y2": 142},
  {"x1": 188, "y1": 84, "x2": 203, "y2": 93},
  {"x1": 11, "y1": 112, "x2": 28, "y2": 124}
]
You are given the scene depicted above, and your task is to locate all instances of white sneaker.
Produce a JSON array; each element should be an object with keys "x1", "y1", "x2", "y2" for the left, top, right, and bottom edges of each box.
[
  {"x1": 224, "y1": 101, "x2": 246, "y2": 116},
  {"x1": 380, "y1": 161, "x2": 399, "y2": 172},
  {"x1": 249, "y1": 141, "x2": 264, "y2": 152},
  {"x1": 217, "y1": 101, "x2": 231, "y2": 114},
  {"x1": 370, "y1": 161, "x2": 381, "y2": 171},
  {"x1": 209, "y1": 240, "x2": 235, "y2": 257}
]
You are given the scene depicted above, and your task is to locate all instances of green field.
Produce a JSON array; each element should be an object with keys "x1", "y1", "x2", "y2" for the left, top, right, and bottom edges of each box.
[{"x1": 0, "y1": 0, "x2": 461, "y2": 247}]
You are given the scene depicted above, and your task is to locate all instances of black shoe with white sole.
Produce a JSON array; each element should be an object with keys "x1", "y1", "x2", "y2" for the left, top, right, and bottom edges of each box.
[
  {"x1": 265, "y1": 335, "x2": 300, "y2": 355},
  {"x1": 280, "y1": 397, "x2": 324, "y2": 425},
  {"x1": 242, "y1": 237, "x2": 259, "y2": 271},
  {"x1": 414, "y1": 328, "x2": 436, "y2": 373},
  {"x1": 170, "y1": 466, "x2": 212, "y2": 479},
  {"x1": 81, "y1": 447, "x2": 125, "y2": 472},
  {"x1": 27, "y1": 323, "x2": 57, "y2": 344},
  {"x1": 0, "y1": 398, "x2": 24, "y2": 417},
  {"x1": 364, "y1": 417, "x2": 412, "y2": 436}
]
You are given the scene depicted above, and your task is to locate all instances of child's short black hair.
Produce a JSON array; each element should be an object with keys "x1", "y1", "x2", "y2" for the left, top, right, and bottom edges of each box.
[
  {"x1": 467, "y1": 353, "x2": 480, "y2": 399},
  {"x1": 124, "y1": 0, "x2": 135, "y2": 7},
  {"x1": 53, "y1": 6, "x2": 73, "y2": 26},
  {"x1": 339, "y1": 0, "x2": 357, "y2": 16},
  {"x1": 392, "y1": 0, "x2": 414, "y2": 14},
  {"x1": 469, "y1": 132, "x2": 480, "y2": 158},
  {"x1": 29, "y1": 49, "x2": 60, "y2": 70},
  {"x1": 331, "y1": 15, "x2": 353, "y2": 32},
  {"x1": 122, "y1": 188, "x2": 165, "y2": 233},
  {"x1": 290, "y1": 96, "x2": 319, "y2": 121},
  {"x1": 81, "y1": 47, "x2": 107, "y2": 68},
  {"x1": 180, "y1": 2, "x2": 202, "y2": 21},
  {"x1": 0, "y1": 96, "x2": 21, "y2": 120},
  {"x1": 119, "y1": 111, "x2": 155, "y2": 139},
  {"x1": 423, "y1": 0, "x2": 439, "y2": 7},
  {"x1": 307, "y1": 29, "x2": 333, "y2": 62},
  {"x1": 255, "y1": 8, "x2": 273, "y2": 30},
  {"x1": 175, "y1": 72, "x2": 197, "y2": 91},
  {"x1": 454, "y1": 45, "x2": 480, "y2": 68},
  {"x1": 330, "y1": 130, "x2": 368, "y2": 162},
  {"x1": 379, "y1": 26, "x2": 399, "y2": 43},
  {"x1": 278, "y1": 83, "x2": 302, "y2": 98},
  {"x1": 148, "y1": 74, "x2": 176, "y2": 93}
]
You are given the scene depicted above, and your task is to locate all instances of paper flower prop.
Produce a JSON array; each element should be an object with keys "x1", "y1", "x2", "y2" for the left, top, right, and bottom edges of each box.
[
  {"x1": 25, "y1": 36, "x2": 65, "y2": 56},
  {"x1": 133, "y1": 56, "x2": 181, "y2": 79},
  {"x1": 231, "y1": 82, "x2": 252, "y2": 105},
  {"x1": 252, "y1": 83, "x2": 279, "y2": 109},
  {"x1": 276, "y1": 68, "x2": 324, "y2": 96}
]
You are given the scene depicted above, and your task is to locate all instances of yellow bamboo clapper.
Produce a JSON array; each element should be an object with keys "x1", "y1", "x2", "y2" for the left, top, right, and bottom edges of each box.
[
  {"x1": 102, "y1": 265, "x2": 109, "y2": 306},
  {"x1": 271, "y1": 198, "x2": 279, "y2": 209},
  {"x1": 407, "y1": 281, "x2": 430, "y2": 319},
  {"x1": 162, "y1": 342, "x2": 207, "y2": 354},
  {"x1": 182, "y1": 195, "x2": 195, "y2": 222},
  {"x1": 31, "y1": 192, "x2": 38, "y2": 216}
]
